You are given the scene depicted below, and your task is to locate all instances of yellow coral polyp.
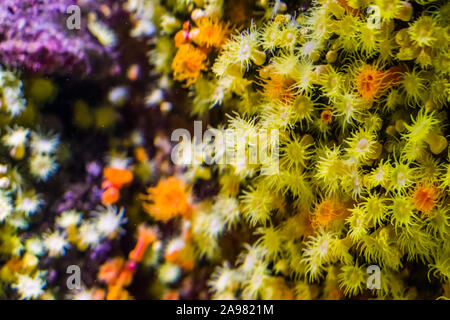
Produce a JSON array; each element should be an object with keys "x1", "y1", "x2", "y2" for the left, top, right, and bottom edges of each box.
[
  {"x1": 280, "y1": 134, "x2": 314, "y2": 170},
  {"x1": 408, "y1": 15, "x2": 438, "y2": 48},
  {"x1": 375, "y1": 0, "x2": 403, "y2": 21},
  {"x1": 215, "y1": 25, "x2": 266, "y2": 76}
]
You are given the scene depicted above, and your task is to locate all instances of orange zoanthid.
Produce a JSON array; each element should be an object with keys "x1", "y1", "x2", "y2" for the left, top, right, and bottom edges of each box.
[
  {"x1": 172, "y1": 44, "x2": 208, "y2": 87},
  {"x1": 106, "y1": 284, "x2": 132, "y2": 300},
  {"x1": 355, "y1": 64, "x2": 386, "y2": 101},
  {"x1": 129, "y1": 225, "x2": 157, "y2": 262},
  {"x1": 101, "y1": 185, "x2": 120, "y2": 205},
  {"x1": 412, "y1": 184, "x2": 439, "y2": 214},
  {"x1": 116, "y1": 261, "x2": 136, "y2": 288},
  {"x1": 103, "y1": 167, "x2": 134, "y2": 189},
  {"x1": 262, "y1": 74, "x2": 297, "y2": 105},
  {"x1": 311, "y1": 198, "x2": 348, "y2": 228},
  {"x1": 164, "y1": 238, "x2": 195, "y2": 271},
  {"x1": 320, "y1": 109, "x2": 333, "y2": 124},
  {"x1": 191, "y1": 17, "x2": 231, "y2": 48},
  {"x1": 142, "y1": 177, "x2": 193, "y2": 222},
  {"x1": 174, "y1": 29, "x2": 190, "y2": 48},
  {"x1": 98, "y1": 257, "x2": 125, "y2": 285}
]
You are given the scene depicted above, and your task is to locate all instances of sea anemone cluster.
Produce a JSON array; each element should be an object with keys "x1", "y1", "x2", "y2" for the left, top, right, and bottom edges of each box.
[{"x1": 0, "y1": 0, "x2": 448, "y2": 300}]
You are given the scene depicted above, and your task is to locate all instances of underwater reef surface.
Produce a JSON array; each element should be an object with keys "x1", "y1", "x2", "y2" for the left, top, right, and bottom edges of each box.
[
  {"x1": 0, "y1": 0, "x2": 449, "y2": 300},
  {"x1": 0, "y1": 0, "x2": 124, "y2": 76}
]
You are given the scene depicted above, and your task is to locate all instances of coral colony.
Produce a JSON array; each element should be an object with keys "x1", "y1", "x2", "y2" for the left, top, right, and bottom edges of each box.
[{"x1": 0, "y1": 0, "x2": 448, "y2": 301}]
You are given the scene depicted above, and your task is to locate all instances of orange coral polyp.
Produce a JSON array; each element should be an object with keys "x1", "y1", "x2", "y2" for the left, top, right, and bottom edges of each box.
[
  {"x1": 103, "y1": 168, "x2": 133, "y2": 189},
  {"x1": 413, "y1": 184, "x2": 438, "y2": 213},
  {"x1": 355, "y1": 65, "x2": 385, "y2": 101},
  {"x1": 101, "y1": 185, "x2": 120, "y2": 205},
  {"x1": 320, "y1": 109, "x2": 333, "y2": 124},
  {"x1": 172, "y1": 44, "x2": 208, "y2": 87},
  {"x1": 106, "y1": 284, "x2": 131, "y2": 300},
  {"x1": 312, "y1": 199, "x2": 348, "y2": 228},
  {"x1": 165, "y1": 249, "x2": 194, "y2": 271},
  {"x1": 263, "y1": 75, "x2": 297, "y2": 105},
  {"x1": 174, "y1": 29, "x2": 190, "y2": 48},
  {"x1": 129, "y1": 225, "x2": 157, "y2": 262},
  {"x1": 142, "y1": 177, "x2": 193, "y2": 222},
  {"x1": 116, "y1": 262, "x2": 136, "y2": 287},
  {"x1": 192, "y1": 17, "x2": 231, "y2": 48},
  {"x1": 98, "y1": 257, "x2": 125, "y2": 284}
]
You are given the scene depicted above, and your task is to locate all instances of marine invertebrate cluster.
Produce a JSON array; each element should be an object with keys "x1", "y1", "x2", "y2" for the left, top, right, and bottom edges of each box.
[
  {"x1": 144, "y1": 0, "x2": 449, "y2": 300},
  {"x1": 0, "y1": 69, "x2": 62, "y2": 298}
]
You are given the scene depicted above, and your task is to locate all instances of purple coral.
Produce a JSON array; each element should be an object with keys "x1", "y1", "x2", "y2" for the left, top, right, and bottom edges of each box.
[{"x1": 0, "y1": 0, "x2": 123, "y2": 76}]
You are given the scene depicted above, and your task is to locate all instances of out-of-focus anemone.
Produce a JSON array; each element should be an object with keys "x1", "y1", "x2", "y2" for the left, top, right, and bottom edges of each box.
[
  {"x1": 172, "y1": 44, "x2": 208, "y2": 87},
  {"x1": 142, "y1": 177, "x2": 193, "y2": 222},
  {"x1": 208, "y1": 261, "x2": 240, "y2": 297},
  {"x1": 93, "y1": 206, "x2": 127, "y2": 239},
  {"x1": 0, "y1": 192, "x2": 13, "y2": 222},
  {"x1": 15, "y1": 190, "x2": 42, "y2": 216},
  {"x1": 12, "y1": 272, "x2": 46, "y2": 300},
  {"x1": 43, "y1": 230, "x2": 70, "y2": 258},
  {"x1": 158, "y1": 262, "x2": 182, "y2": 285},
  {"x1": 29, "y1": 154, "x2": 58, "y2": 181},
  {"x1": 76, "y1": 221, "x2": 101, "y2": 250},
  {"x1": 2, "y1": 127, "x2": 29, "y2": 160},
  {"x1": 0, "y1": 68, "x2": 27, "y2": 117},
  {"x1": 30, "y1": 132, "x2": 60, "y2": 155}
]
